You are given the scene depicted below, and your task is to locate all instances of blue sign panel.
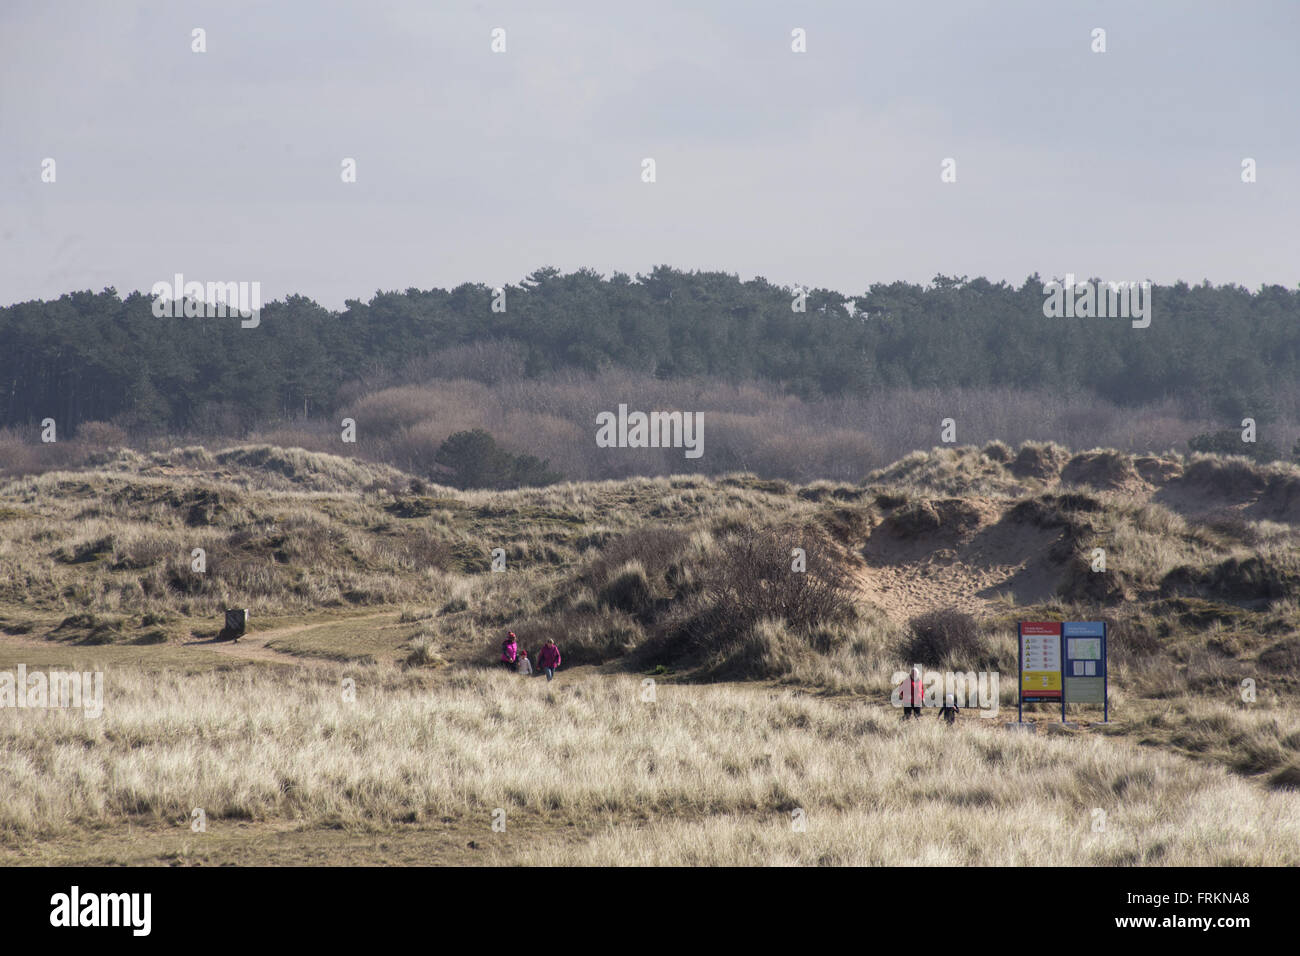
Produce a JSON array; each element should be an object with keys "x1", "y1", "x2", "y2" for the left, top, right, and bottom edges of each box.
[{"x1": 1062, "y1": 622, "x2": 1108, "y2": 720}]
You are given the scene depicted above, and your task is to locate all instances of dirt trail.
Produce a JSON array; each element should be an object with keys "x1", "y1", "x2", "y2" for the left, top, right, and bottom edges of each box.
[
  {"x1": 3, "y1": 611, "x2": 608, "y2": 680},
  {"x1": 185, "y1": 611, "x2": 399, "y2": 664},
  {"x1": 0, "y1": 611, "x2": 404, "y2": 667}
]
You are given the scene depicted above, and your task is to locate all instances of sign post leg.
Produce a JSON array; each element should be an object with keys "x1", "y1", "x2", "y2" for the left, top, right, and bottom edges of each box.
[
  {"x1": 1060, "y1": 631, "x2": 1066, "y2": 724},
  {"x1": 1017, "y1": 624, "x2": 1023, "y2": 724},
  {"x1": 1102, "y1": 623, "x2": 1109, "y2": 723}
]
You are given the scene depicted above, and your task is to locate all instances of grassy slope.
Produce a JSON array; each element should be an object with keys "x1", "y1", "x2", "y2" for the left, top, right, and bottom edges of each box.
[{"x1": 1, "y1": 441, "x2": 1298, "y2": 864}]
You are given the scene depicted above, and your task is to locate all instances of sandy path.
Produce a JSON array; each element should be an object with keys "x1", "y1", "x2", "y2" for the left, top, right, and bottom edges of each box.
[
  {"x1": 1, "y1": 612, "x2": 403, "y2": 667},
  {"x1": 853, "y1": 564, "x2": 1005, "y2": 624},
  {"x1": 184, "y1": 611, "x2": 400, "y2": 664}
]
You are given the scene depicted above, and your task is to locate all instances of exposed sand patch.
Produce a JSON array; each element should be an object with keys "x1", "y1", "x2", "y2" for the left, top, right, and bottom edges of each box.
[{"x1": 854, "y1": 497, "x2": 1068, "y2": 623}]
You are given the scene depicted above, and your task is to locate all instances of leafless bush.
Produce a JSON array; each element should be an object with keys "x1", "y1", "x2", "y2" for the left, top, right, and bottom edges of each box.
[
  {"x1": 705, "y1": 527, "x2": 855, "y2": 633},
  {"x1": 901, "y1": 608, "x2": 986, "y2": 666},
  {"x1": 7, "y1": 367, "x2": 1298, "y2": 484},
  {"x1": 74, "y1": 421, "x2": 129, "y2": 448}
]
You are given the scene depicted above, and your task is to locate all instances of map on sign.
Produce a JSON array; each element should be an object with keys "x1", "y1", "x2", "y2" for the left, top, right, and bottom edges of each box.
[{"x1": 1068, "y1": 637, "x2": 1101, "y2": 661}]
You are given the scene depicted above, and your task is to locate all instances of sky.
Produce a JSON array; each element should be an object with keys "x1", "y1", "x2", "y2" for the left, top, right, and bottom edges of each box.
[{"x1": 2, "y1": 0, "x2": 1297, "y2": 309}]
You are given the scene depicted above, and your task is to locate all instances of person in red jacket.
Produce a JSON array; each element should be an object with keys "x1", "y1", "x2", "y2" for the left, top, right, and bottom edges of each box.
[
  {"x1": 902, "y1": 665, "x2": 924, "y2": 719},
  {"x1": 538, "y1": 639, "x2": 562, "y2": 681}
]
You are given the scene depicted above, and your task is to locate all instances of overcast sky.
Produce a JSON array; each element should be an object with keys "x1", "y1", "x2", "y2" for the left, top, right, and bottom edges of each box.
[{"x1": 2, "y1": 0, "x2": 1297, "y2": 309}]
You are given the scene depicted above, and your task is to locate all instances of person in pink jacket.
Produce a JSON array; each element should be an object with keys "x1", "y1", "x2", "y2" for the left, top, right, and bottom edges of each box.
[
  {"x1": 499, "y1": 632, "x2": 518, "y2": 669},
  {"x1": 537, "y1": 639, "x2": 561, "y2": 681}
]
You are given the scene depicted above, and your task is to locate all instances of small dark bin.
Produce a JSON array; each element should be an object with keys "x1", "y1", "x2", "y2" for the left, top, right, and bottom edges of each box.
[{"x1": 219, "y1": 608, "x2": 249, "y2": 642}]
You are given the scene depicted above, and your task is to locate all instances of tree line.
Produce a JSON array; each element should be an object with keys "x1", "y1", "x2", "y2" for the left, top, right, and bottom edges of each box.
[{"x1": 2, "y1": 268, "x2": 1297, "y2": 435}]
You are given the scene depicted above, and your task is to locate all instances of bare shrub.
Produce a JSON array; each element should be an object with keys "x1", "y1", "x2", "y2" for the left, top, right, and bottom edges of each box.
[
  {"x1": 900, "y1": 608, "x2": 986, "y2": 667},
  {"x1": 706, "y1": 527, "x2": 855, "y2": 634},
  {"x1": 74, "y1": 421, "x2": 129, "y2": 449},
  {"x1": 351, "y1": 386, "x2": 450, "y2": 439}
]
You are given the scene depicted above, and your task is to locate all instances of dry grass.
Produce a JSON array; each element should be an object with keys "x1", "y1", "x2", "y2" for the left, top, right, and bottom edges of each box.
[
  {"x1": 1, "y1": 665, "x2": 1295, "y2": 865},
  {"x1": 2, "y1": 440, "x2": 1300, "y2": 867}
]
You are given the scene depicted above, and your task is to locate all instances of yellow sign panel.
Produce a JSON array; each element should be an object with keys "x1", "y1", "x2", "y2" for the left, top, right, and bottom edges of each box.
[{"x1": 1022, "y1": 671, "x2": 1061, "y2": 692}]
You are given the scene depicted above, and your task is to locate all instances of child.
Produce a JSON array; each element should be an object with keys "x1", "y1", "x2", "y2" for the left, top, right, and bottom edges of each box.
[
  {"x1": 937, "y1": 692, "x2": 960, "y2": 725},
  {"x1": 515, "y1": 649, "x2": 532, "y2": 676},
  {"x1": 538, "y1": 639, "x2": 562, "y2": 681},
  {"x1": 500, "y1": 631, "x2": 518, "y2": 669}
]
